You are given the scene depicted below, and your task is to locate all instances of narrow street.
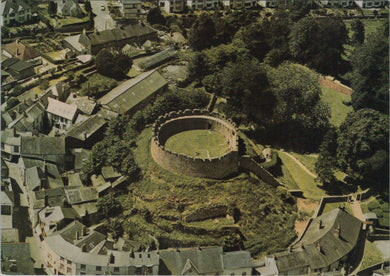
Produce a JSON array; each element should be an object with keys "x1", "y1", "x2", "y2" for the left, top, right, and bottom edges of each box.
[{"x1": 91, "y1": 0, "x2": 116, "y2": 31}]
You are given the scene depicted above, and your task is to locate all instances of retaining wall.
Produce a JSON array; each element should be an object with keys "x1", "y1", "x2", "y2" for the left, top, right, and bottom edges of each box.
[
  {"x1": 151, "y1": 109, "x2": 239, "y2": 179},
  {"x1": 319, "y1": 76, "x2": 352, "y2": 96}
]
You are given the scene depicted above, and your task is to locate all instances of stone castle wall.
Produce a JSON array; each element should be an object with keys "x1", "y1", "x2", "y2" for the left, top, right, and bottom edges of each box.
[{"x1": 151, "y1": 109, "x2": 239, "y2": 179}]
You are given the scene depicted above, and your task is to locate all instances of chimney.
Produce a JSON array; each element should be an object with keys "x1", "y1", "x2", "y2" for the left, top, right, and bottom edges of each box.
[
  {"x1": 318, "y1": 219, "x2": 323, "y2": 229},
  {"x1": 82, "y1": 226, "x2": 88, "y2": 236},
  {"x1": 81, "y1": 244, "x2": 87, "y2": 252},
  {"x1": 82, "y1": 28, "x2": 86, "y2": 35},
  {"x1": 316, "y1": 243, "x2": 323, "y2": 254},
  {"x1": 288, "y1": 247, "x2": 292, "y2": 253},
  {"x1": 301, "y1": 244, "x2": 305, "y2": 250},
  {"x1": 75, "y1": 230, "x2": 81, "y2": 240},
  {"x1": 198, "y1": 245, "x2": 202, "y2": 251},
  {"x1": 335, "y1": 224, "x2": 341, "y2": 238},
  {"x1": 130, "y1": 250, "x2": 135, "y2": 258}
]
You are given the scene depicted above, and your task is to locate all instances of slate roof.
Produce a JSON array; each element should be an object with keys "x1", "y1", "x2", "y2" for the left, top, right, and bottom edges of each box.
[
  {"x1": 2, "y1": 57, "x2": 35, "y2": 76},
  {"x1": 272, "y1": 208, "x2": 362, "y2": 273},
  {"x1": 21, "y1": 136, "x2": 66, "y2": 155},
  {"x1": 66, "y1": 112, "x2": 107, "y2": 141},
  {"x1": 7, "y1": 102, "x2": 46, "y2": 131},
  {"x1": 64, "y1": 34, "x2": 86, "y2": 52},
  {"x1": 21, "y1": 157, "x2": 63, "y2": 187},
  {"x1": 102, "y1": 166, "x2": 121, "y2": 180},
  {"x1": 159, "y1": 247, "x2": 224, "y2": 275},
  {"x1": 3, "y1": 41, "x2": 40, "y2": 61},
  {"x1": 1, "y1": 0, "x2": 31, "y2": 17},
  {"x1": 91, "y1": 174, "x2": 111, "y2": 193},
  {"x1": 88, "y1": 23, "x2": 156, "y2": 46},
  {"x1": 1, "y1": 228, "x2": 19, "y2": 243},
  {"x1": 64, "y1": 186, "x2": 98, "y2": 204},
  {"x1": 137, "y1": 47, "x2": 177, "y2": 70},
  {"x1": 72, "y1": 202, "x2": 98, "y2": 217},
  {"x1": 66, "y1": 93, "x2": 97, "y2": 115},
  {"x1": 1, "y1": 243, "x2": 35, "y2": 275},
  {"x1": 222, "y1": 251, "x2": 252, "y2": 269},
  {"x1": 32, "y1": 186, "x2": 67, "y2": 209},
  {"x1": 46, "y1": 97, "x2": 78, "y2": 121},
  {"x1": 98, "y1": 70, "x2": 167, "y2": 114},
  {"x1": 1, "y1": 128, "x2": 21, "y2": 146},
  {"x1": 107, "y1": 249, "x2": 159, "y2": 267},
  {"x1": 2, "y1": 99, "x2": 32, "y2": 125},
  {"x1": 68, "y1": 173, "x2": 83, "y2": 187},
  {"x1": 25, "y1": 166, "x2": 45, "y2": 192}
]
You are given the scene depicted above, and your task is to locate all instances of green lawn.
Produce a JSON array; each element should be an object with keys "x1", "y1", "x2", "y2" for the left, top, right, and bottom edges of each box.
[
  {"x1": 164, "y1": 130, "x2": 230, "y2": 159},
  {"x1": 277, "y1": 151, "x2": 325, "y2": 199},
  {"x1": 322, "y1": 202, "x2": 353, "y2": 215},
  {"x1": 289, "y1": 153, "x2": 318, "y2": 175},
  {"x1": 320, "y1": 85, "x2": 353, "y2": 127},
  {"x1": 360, "y1": 240, "x2": 384, "y2": 270}
]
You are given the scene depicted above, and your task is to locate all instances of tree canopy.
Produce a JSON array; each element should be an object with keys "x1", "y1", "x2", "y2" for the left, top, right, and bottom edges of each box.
[
  {"x1": 350, "y1": 22, "x2": 389, "y2": 113},
  {"x1": 95, "y1": 48, "x2": 133, "y2": 78},
  {"x1": 147, "y1": 8, "x2": 166, "y2": 26},
  {"x1": 289, "y1": 17, "x2": 348, "y2": 75},
  {"x1": 189, "y1": 13, "x2": 216, "y2": 50},
  {"x1": 336, "y1": 109, "x2": 388, "y2": 189}
]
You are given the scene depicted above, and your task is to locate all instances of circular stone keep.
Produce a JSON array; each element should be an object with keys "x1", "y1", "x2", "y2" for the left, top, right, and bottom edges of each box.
[{"x1": 151, "y1": 110, "x2": 239, "y2": 179}]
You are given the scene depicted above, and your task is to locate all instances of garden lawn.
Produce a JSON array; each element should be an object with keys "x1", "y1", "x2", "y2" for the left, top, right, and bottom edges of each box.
[
  {"x1": 289, "y1": 153, "x2": 318, "y2": 175},
  {"x1": 322, "y1": 202, "x2": 353, "y2": 215},
  {"x1": 360, "y1": 240, "x2": 384, "y2": 270},
  {"x1": 165, "y1": 130, "x2": 230, "y2": 159},
  {"x1": 277, "y1": 150, "x2": 325, "y2": 199},
  {"x1": 320, "y1": 85, "x2": 353, "y2": 127}
]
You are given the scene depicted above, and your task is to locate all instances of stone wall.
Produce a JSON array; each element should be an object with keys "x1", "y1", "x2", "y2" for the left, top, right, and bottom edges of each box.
[
  {"x1": 319, "y1": 76, "x2": 352, "y2": 96},
  {"x1": 151, "y1": 109, "x2": 239, "y2": 179}
]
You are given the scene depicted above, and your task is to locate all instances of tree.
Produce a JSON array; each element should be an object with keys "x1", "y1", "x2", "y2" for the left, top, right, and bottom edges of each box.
[
  {"x1": 289, "y1": 17, "x2": 348, "y2": 75},
  {"x1": 188, "y1": 52, "x2": 209, "y2": 82},
  {"x1": 351, "y1": 19, "x2": 365, "y2": 44},
  {"x1": 189, "y1": 13, "x2": 216, "y2": 50},
  {"x1": 350, "y1": 23, "x2": 389, "y2": 113},
  {"x1": 84, "y1": 0, "x2": 92, "y2": 14},
  {"x1": 147, "y1": 8, "x2": 166, "y2": 25},
  {"x1": 95, "y1": 49, "x2": 132, "y2": 78},
  {"x1": 80, "y1": 74, "x2": 117, "y2": 98},
  {"x1": 97, "y1": 192, "x2": 122, "y2": 218},
  {"x1": 39, "y1": 78, "x2": 50, "y2": 91},
  {"x1": 336, "y1": 109, "x2": 388, "y2": 190},
  {"x1": 266, "y1": 63, "x2": 331, "y2": 151},
  {"x1": 239, "y1": 22, "x2": 270, "y2": 61},
  {"x1": 107, "y1": 218, "x2": 123, "y2": 240},
  {"x1": 1, "y1": 26, "x2": 10, "y2": 39},
  {"x1": 48, "y1": 1, "x2": 57, "y2": 17}
]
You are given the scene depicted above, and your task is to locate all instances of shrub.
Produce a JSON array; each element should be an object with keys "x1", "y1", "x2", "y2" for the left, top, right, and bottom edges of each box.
[
  {"x1": 367, "y1": 200, "x2": 381, "y2": 211},
  {"x1": 80, "y1": 74, "x2": 117, "y2": 98}
]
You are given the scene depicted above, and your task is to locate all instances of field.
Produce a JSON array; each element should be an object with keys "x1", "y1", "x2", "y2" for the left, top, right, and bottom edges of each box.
[
  {"x1": 322, "y1": 202, "x2": 353, "y2": 215},
  {"x1": 165, "y1": 130, "x2": 230, "y2": 158},
  {"x1": 320, "y1": 86, "x2": 353, "y2": 127}
]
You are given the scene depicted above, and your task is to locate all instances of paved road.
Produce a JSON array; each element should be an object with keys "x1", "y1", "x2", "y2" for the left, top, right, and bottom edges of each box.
[{"x1": 91, "y1": 0, "x2": 116, "y2": 31}]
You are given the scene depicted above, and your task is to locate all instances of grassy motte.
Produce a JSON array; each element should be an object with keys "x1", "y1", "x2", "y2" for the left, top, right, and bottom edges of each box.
[
  {"x1": 320, "y1": 86, "x2": 353, "y2": 127},
  {"x1": 165, "y1": 130, "x2": 230, "y2": 159},
  {"x1": 115, "y1": 127, "x2": 298, "y2": 257}
]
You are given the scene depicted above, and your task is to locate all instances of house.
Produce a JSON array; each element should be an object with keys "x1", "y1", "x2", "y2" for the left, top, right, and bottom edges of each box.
[
  {"x1": 222, "y1": 0, "x2": 258, "y2": 9},
  {"x1": 98, "y1": 70, "x2": 168, "y2": 115},
  {"x1": 258, "y1": 0, "x2": 279, "y2": 7},
  {"x1": 56, "y1": 0, "x2": 84, "y2": 17},
  {"x1": 1, "y1": 98, "x2": 34, "y2": 126},
  {"x1": 64, "y1": 23, "x2": 158, "y2": 55},
  {"x1": 45, "y1": 82, "x2": 70, "y2": 102},
  {"x1": 65, "y1": 111, "x2": 109, "y2": 149},
  {"x1": 159, "y1": 246, "x2": 253, "y2": 275},
  {"x1": 46, "y1": 97, "x2": 78, "y2": 133},
  {"x1": 354, "y1": 0, "x2": 387, "y2": 8},
  {"x1": 2, "y1": 57, "x2": 35, "y2": 80},
  {"x1": 20, "y1": 136, "x2": 70, "y2": 171},
  {"x1": 1, "y1": 243, "x2": 35, "y2": 275},
  {"x1": 320, "y1": 0, "x2": 354, "y2": 6},
  {"x1": 0, "y1": 0, "x2": 32, "y2": 26},
  {"x1": 66, "y1": 93, "x2": 97, "y2": 116},
  {"x1": 3, "y1": 40, "x2": 40, "y2": 62},
  {"x1": 186, "y1": 0, "x2": 219, "y2": 10},
  {"x1": 37, "y1": 206, "x2": 80, "y2": 239},
  {"x1": 41, "y1": 220, "x2": 160, "y2": 275},
  {"x1": 137, "y1": 47, "x2": 177, "y2": 71},
  {"x1": 7, "y1": 101, "x2": 47, "y2": 132},
  {"x1": 121, "y1": 0, "x2": 142, "y2": 21},
  {"x1": 25, "y1": 166, "x2": 46, "y2": 192},
  {"x1": 256, "y1": 208, "x2": 363, "y2": 275},
  {"x1": 1, "y1": 190, "x2": 14, "y2": 229},
  {"x1": 1, "y1": 128, "x2": 23, "y2": 161},
  {"x1": 159, "y1": 0, "x2": 185, "y2": 13}
]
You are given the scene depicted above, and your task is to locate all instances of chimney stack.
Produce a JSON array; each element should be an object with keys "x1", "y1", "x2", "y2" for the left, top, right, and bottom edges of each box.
[
  {"x1": 318, "y1": 219, "x2": 323, "y2": 229},
  {"x1": 335, "y1": 224, "x2": 341, "y2": 238}
]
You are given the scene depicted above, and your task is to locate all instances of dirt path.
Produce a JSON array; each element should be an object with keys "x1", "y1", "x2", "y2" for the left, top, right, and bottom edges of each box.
[
  {"x1": 350, "y1": 197, "x2": 365, "y2": 222},
  {"x1": 281, "y1": 151, "x2": 318, "y2": 178}
]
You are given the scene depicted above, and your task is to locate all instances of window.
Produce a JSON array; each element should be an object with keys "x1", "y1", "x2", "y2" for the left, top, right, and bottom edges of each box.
[
  {"x1": 114, "y1": 267, "x2": 119, "y2": 272},
  {"x1": 13, "y1": 146, "x2": 19, "y2": 153},
  {"x1": 96, "y1": 266, "x2": 101, "y2": 272},
  {"x1": 80, "y1": 264, "x2": 86, "y2": 270},
  {"x1": 1, "y1": 205, "x2": 11, "y2": 215},
  {"x1": 67, "y1": 260, "x2": 72, "y2": 265}
]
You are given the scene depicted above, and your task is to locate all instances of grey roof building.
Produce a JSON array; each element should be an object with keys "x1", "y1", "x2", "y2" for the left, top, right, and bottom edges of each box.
[
  {"x1": 1, "y1": 57, "x2": 35, "y2": 80},
  {"x1": 99, "y1": 70, "x2": 168, "y2": 115},
  {"x1": 7, "y1": 101, "x2": 46, "y2": 132},
  {"x1": 257, "y1": 208, "x2": 363, "y2": 275},
  {"x1": 1, "y1": 243, "x2": 35, "y2": 275}
]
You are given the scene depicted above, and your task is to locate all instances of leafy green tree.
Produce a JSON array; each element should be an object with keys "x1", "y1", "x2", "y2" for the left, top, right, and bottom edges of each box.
[
  {"x1": 350, "y1": 24, "x2": 389, "y2": 113},
  {"x1": 107, "y1": 218, "x2": 123, "y2": 240},
  {"x1": 97, "y1": 192, "x2": 122, "y2": 219},
  {"x1": 336, "y1": 109, "x2": 388, "y2": 189},
  {"x1": 289, "y1": 17, "x2": 348, "y2": 75},
  {"x1": 188, "y1": 52, "x2": 209, "y2": 82},
  {"x1": 39, "y1": 78, "x2": 50, "y2": 91},
  {"x1": 95, "y1": 49, "x2": 132, "y2": 78},
  {"x1": 351, "y1": 19, "x2": 365, "y2": 44},
  {"x1": 1, "y1": 26, "x2": 10, "y2": 39},
  {"x1": 48, "y1": 1, "x2": 57, "y2": 17},
  {"x1": 189, "y1": 13, "x2": 216, "y2": 50},
  {"x1": 80, "y1": 74, "x2": 117, "y2": 98},
  {"x1": 239, "y1": 22, "x2": 269, "y2": 61},
  {"x1": 147, "y1": 8, "x2": 166, "y2": 25},
  {"x1": 266, "y1": 63, "x2": 330, "y2": 151},
  {"x1": 113, "y1": 54, "x2": 132, "y2": 77}
]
